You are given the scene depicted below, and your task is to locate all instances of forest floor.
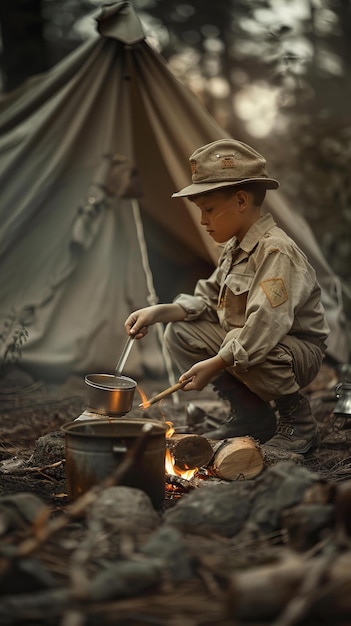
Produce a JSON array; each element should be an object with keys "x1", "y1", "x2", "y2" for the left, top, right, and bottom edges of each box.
[{"x1": 1, "y1": 361, "x2": 351, "y2": 626}]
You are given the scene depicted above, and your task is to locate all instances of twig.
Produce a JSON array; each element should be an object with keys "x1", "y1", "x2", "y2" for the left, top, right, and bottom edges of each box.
[
  {"x1": 166, "y1": 474, "x2": 194, "y2": 491},
  {"x1": 0, "y1": 460, "x2": 64, "y2": 475}
]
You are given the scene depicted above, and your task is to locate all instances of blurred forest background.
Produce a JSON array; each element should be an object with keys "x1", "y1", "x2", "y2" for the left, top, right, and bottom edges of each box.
[{"x1": 0, "y1": 0, "x2": 350, "y2": 320}]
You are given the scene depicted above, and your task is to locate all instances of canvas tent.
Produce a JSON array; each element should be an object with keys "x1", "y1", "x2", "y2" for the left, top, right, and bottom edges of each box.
[{"x1": 0, "y1": 1, "x2": 349, "y2": 381}]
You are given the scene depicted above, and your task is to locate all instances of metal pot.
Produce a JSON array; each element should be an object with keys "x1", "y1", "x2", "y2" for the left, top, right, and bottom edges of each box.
[
  {"x1": 84, "y1": 373, "x2": 137, "y2": 416},
  {"x1": 62, "y1": 419, "x2": 167, "y2": 509}
]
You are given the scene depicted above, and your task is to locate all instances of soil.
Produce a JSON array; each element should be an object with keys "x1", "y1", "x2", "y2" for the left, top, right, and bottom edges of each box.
[{"x1": 1, "y1": 362, "x2": 351, "y2": 626}]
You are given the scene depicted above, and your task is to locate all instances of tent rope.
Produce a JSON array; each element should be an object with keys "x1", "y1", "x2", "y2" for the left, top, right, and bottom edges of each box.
[{"x1": 131, "y1": 199, "x2": 179, "y2": 402}]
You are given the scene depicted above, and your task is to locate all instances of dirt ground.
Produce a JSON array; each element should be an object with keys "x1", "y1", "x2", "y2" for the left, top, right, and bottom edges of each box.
[{"x1": 1, "y1": 361, "x2": 351, "y2": 626}]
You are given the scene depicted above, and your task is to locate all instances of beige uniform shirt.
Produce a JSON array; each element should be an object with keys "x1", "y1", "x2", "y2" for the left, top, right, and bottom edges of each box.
[{"x1": 174, "y1": 213, "x2": 329, "y2": 372}]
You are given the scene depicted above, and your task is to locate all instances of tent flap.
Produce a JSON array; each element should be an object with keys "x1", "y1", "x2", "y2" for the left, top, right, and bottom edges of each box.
[{"x1": 0, "y1": 1, "x2": 348, "y2": 380}]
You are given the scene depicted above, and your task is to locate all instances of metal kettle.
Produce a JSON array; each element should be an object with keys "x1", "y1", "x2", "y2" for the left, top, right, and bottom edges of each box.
[{"x1": 334, "y1": 382, "x2": 351, "y2": 417}]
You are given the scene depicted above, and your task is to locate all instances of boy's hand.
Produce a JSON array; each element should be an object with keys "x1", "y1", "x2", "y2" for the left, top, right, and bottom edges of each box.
[
  {"x1": 124, "y1": 307, "x2": 156, "y2": 339},
  {"x1": 125, "y1": 304, "x2": 187, "y2": 340},
  {"x1": 179, "y1": 355, "x2": 227, "y2": 391}
]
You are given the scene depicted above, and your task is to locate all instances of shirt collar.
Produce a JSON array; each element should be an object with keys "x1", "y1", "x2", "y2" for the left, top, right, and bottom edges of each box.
[{"x1": 232, "y1": 212, "x2": 276, "y2": 254}]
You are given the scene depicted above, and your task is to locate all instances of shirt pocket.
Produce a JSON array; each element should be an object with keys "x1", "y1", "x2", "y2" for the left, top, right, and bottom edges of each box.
[{"x1": 220, "y1": 273, "x2": 254, "y2": 328}]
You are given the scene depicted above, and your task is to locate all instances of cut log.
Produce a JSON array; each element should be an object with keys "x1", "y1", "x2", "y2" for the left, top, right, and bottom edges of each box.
[
  {"x1": 208, "y1": 436, "x2": 264, "y2": 480},
  {"x1": 166, "y1": 433, "x2": 213, "y2": 470}
]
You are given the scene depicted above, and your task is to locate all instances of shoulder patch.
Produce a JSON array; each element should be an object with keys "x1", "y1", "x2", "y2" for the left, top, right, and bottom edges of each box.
[{"x1": 260, "y1": 278, "x2": 288, "y2": 308}]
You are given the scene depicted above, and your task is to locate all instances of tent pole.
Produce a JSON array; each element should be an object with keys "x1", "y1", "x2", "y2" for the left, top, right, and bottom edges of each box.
[{"x1": 131, "y1": 199, "x2": 179, "y2": 402}]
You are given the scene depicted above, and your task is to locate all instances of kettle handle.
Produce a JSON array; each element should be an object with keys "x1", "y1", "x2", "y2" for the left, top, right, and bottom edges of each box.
[{"x1": 335, "y1": 382, "x2": 343, "y2": 398}]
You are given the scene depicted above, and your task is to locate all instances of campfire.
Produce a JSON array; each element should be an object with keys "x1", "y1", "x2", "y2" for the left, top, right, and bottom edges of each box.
[{"x1": 136, "y1": 383, "x2": 265, "y2": 499}]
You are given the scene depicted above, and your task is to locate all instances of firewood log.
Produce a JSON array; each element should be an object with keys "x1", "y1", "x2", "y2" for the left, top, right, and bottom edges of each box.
[
  {"x1": 207, "y1": 436, "x2": 264, "y2": 480},
  {"x1": 166, "y1": 433, "x2": 213, "y2": 470}
]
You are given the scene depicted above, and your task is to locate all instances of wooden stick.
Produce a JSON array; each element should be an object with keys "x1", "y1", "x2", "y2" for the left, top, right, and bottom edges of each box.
[{"x1": 139, "y1": 380, "x2": 189, "y2": 408}]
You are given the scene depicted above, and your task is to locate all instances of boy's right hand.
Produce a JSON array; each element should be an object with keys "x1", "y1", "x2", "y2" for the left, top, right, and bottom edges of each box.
[
  {"x1": 124, "y1": 307, "x2": 155, "y2": 339},
  {"x1": 124, "y1": 303, "x2": 187, "y2": 340}
]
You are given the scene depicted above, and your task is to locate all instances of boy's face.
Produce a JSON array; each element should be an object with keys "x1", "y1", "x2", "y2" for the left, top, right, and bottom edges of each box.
[{"x1": 193, "y1": 188, "x2": 258, "y2": 243}]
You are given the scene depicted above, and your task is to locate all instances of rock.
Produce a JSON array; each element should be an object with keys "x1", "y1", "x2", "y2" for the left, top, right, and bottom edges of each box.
[
  {"x1": 0, "y1": 493, "x2": 48, "y2": 534},
  {"x1": 141, "y1": 526, "x2": 195, "y2": 580},
  {"x1": 164, "y1": 461, "x2": 325, "y2": 539},
  {"x1": 164, "y1": 481, "x2": 253, "y2": 537},
  {"x1": 247, "y1": 461, "x2": 324, "y2": 534},
  {"x1": 0, "y1": 367, "x2": 35, "y2": 390},
  {"x1": 30, "y1": 431, "x2": 65, "y2": 479},
  {"x1": 87, "y1": 486, "x2": 160, "y2": 534}
]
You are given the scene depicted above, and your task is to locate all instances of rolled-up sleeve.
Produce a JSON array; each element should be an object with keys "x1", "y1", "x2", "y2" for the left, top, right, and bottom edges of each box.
[
  {"x1": 173, "y1": 293, "x2": 208, "y2": 321},
  {"x1": 173, "y1": 264, "x2": 223, "y2": 323}
]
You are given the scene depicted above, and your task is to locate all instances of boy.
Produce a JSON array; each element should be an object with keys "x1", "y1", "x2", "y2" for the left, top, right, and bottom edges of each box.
[{"x1": 125, "y1": 139, "x2": 329, "y2": 454}]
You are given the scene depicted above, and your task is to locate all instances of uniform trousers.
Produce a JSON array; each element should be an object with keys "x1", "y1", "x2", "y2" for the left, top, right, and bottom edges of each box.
[{"x1": 164, "y1": 320, "x2": 323, "y2": 402}]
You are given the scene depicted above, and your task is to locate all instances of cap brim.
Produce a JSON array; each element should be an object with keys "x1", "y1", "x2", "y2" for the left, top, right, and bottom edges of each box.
[{"x1": 172, "y1": 177, "x2": 280, "y2": 198}]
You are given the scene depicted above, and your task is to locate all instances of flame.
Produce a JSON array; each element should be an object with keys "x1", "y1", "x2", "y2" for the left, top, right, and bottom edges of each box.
[
  {"x1": 166, "y1": 421, "x2": 174, "y2": 437},
  {"x1": 165, "y1": 420, "x2": 197, "y2": 481},
  {"x1": 137, "y1": 385, "x2": 149, "y2": 408},
  {"x1": 137, "y1": 387, "x2": 197, "y2": 482},
  {"x1": 165, "y1": 448, "x2": 177, "y2": 475}
]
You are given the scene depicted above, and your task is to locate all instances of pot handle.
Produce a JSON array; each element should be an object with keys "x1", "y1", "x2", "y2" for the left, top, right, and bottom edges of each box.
[{"x1": 112, "y1": 444, "x2": 128, "y2": 454}]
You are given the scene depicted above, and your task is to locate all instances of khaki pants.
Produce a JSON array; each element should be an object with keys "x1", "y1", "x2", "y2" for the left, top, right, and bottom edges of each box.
[{"x1": 164, "y1": 320, "x2": 323, "y2": 402}]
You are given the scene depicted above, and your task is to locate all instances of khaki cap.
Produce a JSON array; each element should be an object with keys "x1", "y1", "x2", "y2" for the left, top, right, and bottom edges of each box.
[{"x1": 172, "y1": 139, "x2": 279, "y2": 198}]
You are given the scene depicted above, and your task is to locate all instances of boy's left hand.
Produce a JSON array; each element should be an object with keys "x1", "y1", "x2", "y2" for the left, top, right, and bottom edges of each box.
[{"x1": 179, "y1": 355, "x2": 227, "y2": 391}]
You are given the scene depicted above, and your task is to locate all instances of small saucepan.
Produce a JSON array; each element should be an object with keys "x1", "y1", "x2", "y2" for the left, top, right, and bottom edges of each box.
[
  {"x1": 84, "y1": 373, "x2": 137, "y2": 416},
  {"x1": 84, "y1": 336, "x2": 137, "y2": 416}
]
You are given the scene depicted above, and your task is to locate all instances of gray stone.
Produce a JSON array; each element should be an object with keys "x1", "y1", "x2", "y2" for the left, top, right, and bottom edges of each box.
[
  {"x1": 87, "y1": 486, "x2": 160, "y2": 533},
  {"x1": 164, "y1": 481, "x2": 253, "y2": 537}
]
